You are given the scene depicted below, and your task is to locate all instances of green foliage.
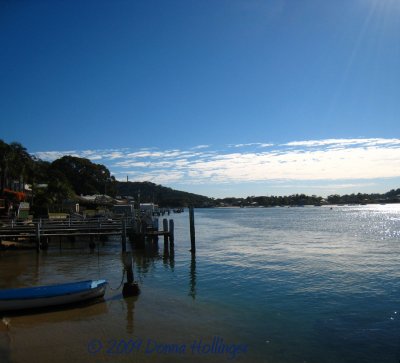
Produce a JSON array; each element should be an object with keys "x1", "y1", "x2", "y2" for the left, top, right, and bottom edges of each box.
[
  {"x1": 46, "y1": 169, "x2": 74, "y2": 204},
  {"x1": 216, "y1": 194, "x2": 323, "y2": 207},
  {"x1": 51, "y1": 156, "x2": 117, "y2": 196},
  {"x1": 217, "y1": 191, "x2": 400, "y2": 207},
  {"x1": 0, "y1": 140, "x2": 35, "y2": 192},
  {"x1": 384, "y1": 189, "x2": 400, "y2": 201},
  {"x1": 116, "y1": 181, "x2": 214, "y2": 208},
  {"x1": 0, "y1": 141, "x2": 117, "y2": 215},
  {"x1": 327, "y1": 190, "x2": 400, "y2": 204}
]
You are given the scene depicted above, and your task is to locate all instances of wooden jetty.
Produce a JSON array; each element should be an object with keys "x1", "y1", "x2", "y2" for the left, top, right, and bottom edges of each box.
[
  {"x1": 0, "y1": 216, "x2": 174, "y2": 251},
  {"x1": 0, "y1": 209, "x2": 196, "y2": 299}
]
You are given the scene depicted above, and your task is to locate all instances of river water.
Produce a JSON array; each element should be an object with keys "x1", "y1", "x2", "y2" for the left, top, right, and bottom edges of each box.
[{"x1": 1, "y1": 205, "x2": 400, "y2": 363}]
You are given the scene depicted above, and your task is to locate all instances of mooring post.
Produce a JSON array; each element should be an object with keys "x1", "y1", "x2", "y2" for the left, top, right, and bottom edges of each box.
[
  {"x1": 122, "y1": 251, "x2": 140, "y2": 297},
  {"x1": 169, "y1": 219, "x2": 174, "y2": 248},
  {"x1": 189, "y1": 254, "x2": 196, "y2": 299},
  {"x1": 124, "y1": 252, "x2": 134, "y2": 283},
  {"x1": 35, "y1": 222, "x2": 41, "y2": 252},
  {"x1": 122, "y1": 218, "x2": 127, "y2": 253},
  {"x1": 163, "y1": 218, "x2": 169, "y2": 246},
  {"x1": 189, "y1": 206, "x2": 196, "y2": 254}
]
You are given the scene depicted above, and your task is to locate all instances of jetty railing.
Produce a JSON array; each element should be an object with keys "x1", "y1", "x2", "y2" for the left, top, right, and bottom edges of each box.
[{"x1": 0, "y1": 216, "x2": 174, "y2": 252}]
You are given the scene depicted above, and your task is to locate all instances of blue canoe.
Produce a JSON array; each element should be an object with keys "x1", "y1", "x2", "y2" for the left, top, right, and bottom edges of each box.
[{"x1": 0, "y1": 280, "x2": 107, "y2": 312}]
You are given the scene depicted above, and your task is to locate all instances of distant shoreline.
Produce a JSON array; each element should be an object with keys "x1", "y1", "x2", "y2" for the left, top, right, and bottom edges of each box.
[{"x1": 213, "y1": 202, "x2": 400, "y2": 208}]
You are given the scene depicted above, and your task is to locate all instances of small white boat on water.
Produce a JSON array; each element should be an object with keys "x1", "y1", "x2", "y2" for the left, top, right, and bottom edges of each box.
[{"x1": 0, "y1": 280, "x2": 107, "y2": 312}]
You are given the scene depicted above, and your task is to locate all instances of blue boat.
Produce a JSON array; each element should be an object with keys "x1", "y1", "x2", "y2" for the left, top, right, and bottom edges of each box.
[{"x1": 0, "y1": 280, "x2": 107, "y2": 312}]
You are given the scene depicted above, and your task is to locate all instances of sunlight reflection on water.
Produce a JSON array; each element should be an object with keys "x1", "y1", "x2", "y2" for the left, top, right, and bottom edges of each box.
[{"x1": 1, "y1": 205, "x2": 400, "y2": 362}]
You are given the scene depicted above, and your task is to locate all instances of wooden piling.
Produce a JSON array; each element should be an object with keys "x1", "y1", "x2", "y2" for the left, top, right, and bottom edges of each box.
[
  {"x1": 169, "y1": 219, "x2": 174, "y2": 248},
  {"x1": 35, "y1": 222, "x2": 41, "y2": 252},
  {"x1": 122, "y1": 251, "x2": 140, "y2": 297},
  {"x1": 122, "y1": 219, "x2": 127, "y2": 253},
  {"x1": 189, "y1": 254, "x2": 196, "y2": 298},
  {"x1": 124, "y1": 252, "x2": 134, "y2": 283},
  {"x1": 189, "y1": 206, "x2": 195, "y2": 254},
  {"x1": 163, "y1": 218, "x2": 169, "y2": 247}
]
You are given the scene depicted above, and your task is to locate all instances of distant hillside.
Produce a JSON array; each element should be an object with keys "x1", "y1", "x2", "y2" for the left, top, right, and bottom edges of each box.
[{"x1": 116, "y1": 181, "x2": 214, "y2": 208}]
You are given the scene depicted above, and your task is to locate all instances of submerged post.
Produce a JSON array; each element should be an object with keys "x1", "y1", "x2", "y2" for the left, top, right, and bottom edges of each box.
[
  {"x1": 189, "y1": 206, "x2": 195, "y2": 254},
  {"x1": 122, "y1": 251, "x2": 140, "y2": 297}
]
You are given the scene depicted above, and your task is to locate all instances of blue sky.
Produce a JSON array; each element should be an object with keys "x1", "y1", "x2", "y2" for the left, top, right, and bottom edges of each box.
[{"x1": 1, "y1": 0, "x2": 399, "y2": 197}]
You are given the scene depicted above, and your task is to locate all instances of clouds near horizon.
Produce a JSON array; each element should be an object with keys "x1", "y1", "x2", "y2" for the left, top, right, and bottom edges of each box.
[{"x1": 33, "y1": 138, "x2": 400, "y2": 196}]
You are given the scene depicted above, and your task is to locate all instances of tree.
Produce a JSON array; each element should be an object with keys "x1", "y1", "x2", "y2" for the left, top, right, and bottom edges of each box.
[
  {"x1": 0, "y1": 140, "x2": 34, "y2": 193},
  {"x1": 9, "y1": 142, "x2": 34, "y2": 190},
  {"x1": 46, "y1": 169, "x2": 74, "y2": 204},
  {"x1": 50, "y1": 156, "x2": 117, "y2": 196},
  {"x1": 0, "y1": 140, "x2": 10, "y2": 193}
]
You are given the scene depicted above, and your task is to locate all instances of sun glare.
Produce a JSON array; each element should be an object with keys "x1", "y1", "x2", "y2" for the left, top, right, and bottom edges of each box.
[{"x1": 363, "y1": 0, "x2": 400, "y2": 19}]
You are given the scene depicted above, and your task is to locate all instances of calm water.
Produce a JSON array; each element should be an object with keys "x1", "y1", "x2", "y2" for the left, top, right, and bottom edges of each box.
[{"x1": 1, "y1": 205, "x2": 400, "y2": 363}]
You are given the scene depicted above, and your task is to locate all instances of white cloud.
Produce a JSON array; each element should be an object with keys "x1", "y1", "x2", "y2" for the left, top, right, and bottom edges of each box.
[
  {"x1": 34, "y1": 150, "x2": 77, "y2": 160},
  {"x1": 191, "y1": 144, "x2": 210, "y2": 149},
  {"x1": 125, "y1": 151, "x2": 164, "y2": 158},
  {"x1": 283, "y1": 138, "x2": 400, "y2": 148},
  {"x1": 34, "y1": 138, "x2": 400, "y2": 191},
  {"x1": 102, "y1": 151, "x2": 126, "y2": 160},
  {"x1": 309, "y1": 183, "x2": 377, "y2": 190},
  {"x1": 229, "y1": 142, "x2": 271, "y2": 148}
]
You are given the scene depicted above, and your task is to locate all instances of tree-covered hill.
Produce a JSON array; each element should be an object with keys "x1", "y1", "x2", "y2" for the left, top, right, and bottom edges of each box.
[{"x1": 116, "y1": 181, "x2": 214, "y2": 208}]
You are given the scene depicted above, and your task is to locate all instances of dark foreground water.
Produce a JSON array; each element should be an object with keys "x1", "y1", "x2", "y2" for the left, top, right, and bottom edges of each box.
[{"x1": 1, "y1": 205, "x2": 400, "y2": 363}]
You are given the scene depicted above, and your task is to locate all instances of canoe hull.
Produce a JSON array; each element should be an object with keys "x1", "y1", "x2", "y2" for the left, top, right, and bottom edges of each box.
[{"x1": 0, "y1": 280, "x2": 107, "y2": 312}]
